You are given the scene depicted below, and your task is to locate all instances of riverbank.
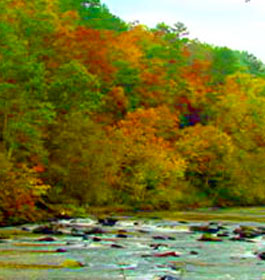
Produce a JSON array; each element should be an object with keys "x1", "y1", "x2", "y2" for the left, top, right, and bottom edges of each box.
[{"x1": 87, "y1": 206, "x2": 265, "y2": 223}]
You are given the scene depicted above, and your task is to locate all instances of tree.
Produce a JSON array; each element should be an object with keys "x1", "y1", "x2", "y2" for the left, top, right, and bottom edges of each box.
[
  {"x1": 175, "y1": 124, "x2": 234, "y2": 205},
  {"x1": 58, "y1": 0, "x2": 128, "y2": 32},
  {"x1": 48, "y1": 60, "x2": 102, "y2": 112},
  {"x1": 46, "y1": 112, "x2": 118, "y2": 206},
  {"x1": 110, "y1": 107, "x2": 187, "y2": 208}
]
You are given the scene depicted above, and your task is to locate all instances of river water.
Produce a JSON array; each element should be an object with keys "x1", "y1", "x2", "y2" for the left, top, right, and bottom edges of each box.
[{"x1": 1, "y1": 213, "x2": 265, "y2": 279}]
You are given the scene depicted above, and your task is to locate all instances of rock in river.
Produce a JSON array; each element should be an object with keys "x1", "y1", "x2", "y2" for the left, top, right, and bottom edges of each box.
[
  {"x1": 159, "y1": 275, "x2": 181, "y2": 280},
  {"x1": 33, "y1": 225, "x2": 63, "y2": 235},
  {"x1": 198, "y1": 233, "x2": 222, "y2": 242},
  {"x1": 98, "y1": 217, "x2": 117, "y2": 226},
  {"x1": 37, "y1": 236, "x2": 58, "y2": 242}
]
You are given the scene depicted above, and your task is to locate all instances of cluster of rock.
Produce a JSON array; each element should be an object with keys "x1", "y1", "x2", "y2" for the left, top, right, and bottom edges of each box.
[{"x1": 2, "y1": 216, "x2": 265, "y2": 279}]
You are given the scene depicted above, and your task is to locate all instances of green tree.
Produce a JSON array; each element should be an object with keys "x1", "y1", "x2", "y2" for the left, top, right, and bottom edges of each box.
[
  {"x1": 59, "y1": 0, "x2": 128, "y2": 31},
  {"x1": 46, "y1": 112, "x2": 118, "y2": 206}
]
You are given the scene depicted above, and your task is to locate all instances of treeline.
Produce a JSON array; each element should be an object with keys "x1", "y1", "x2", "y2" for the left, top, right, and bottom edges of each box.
[{"x1": 1, "y1": 0, "x2": 265, "y2": 224}]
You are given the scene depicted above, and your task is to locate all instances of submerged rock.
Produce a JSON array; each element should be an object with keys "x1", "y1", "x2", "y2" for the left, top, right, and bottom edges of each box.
[{"x1": 37, "y1": 236, "x2": 57, "y2": 242}]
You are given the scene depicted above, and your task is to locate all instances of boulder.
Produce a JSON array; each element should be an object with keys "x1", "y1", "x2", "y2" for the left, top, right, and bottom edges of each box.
[
  {"x1": 233, "y1": 226, "x2": 261, "y2": 239},
  {"x1": 56, "y1": 248, "x2": 67, "y2": 253},
  {"x1": 190, "y1": 224, "x2": 222, "y2": 234},
  {"x1": 198, "y1": 233, "x2": 222, "y2": 242},
  {"x1": 33, "y1": 225, "x2": 63, "y2": 235},
  {"x1": 159, "y1": 275, "x2": 181, "y2": 280}
]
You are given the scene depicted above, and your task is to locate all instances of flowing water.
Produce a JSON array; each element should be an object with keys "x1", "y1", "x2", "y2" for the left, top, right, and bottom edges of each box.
[{"x1": 1, "y1": 209, "x2": 265, "y2": 279}]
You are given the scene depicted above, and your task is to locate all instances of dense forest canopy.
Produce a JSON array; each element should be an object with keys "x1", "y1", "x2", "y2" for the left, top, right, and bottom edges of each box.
[{"x1": 0, "y1": 0, "x2": 265, "y2": 224}]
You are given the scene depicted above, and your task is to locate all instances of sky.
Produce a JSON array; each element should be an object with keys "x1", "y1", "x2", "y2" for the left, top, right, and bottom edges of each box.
[{"x1": 101, "y1": 0, "x2": 265, "y2": 62}]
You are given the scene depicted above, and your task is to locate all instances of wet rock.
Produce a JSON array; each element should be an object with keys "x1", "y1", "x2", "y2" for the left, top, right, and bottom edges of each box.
[
  {"x1": 33, "y1": 225, "x2": 62, "y2": 235},
  {"x1": 154, "y1": 251, "x2": 181, "y2": 258},
  {"x1": 111, "y1": 244, "x2": 124, "y2": 248},
  {"x1": 98, "y1": 218, "x2": 117, "y2": 226},
  {"x1": 38, "y1": 236, "x2": 57, "y2": 242},
  {"x1": 82, "y1": 234, "x2": 89, "y2": 241},
  {"x1": 198, "y1": 233, "x2": 222, "y2": 242},
  {"x1": 56, "y1": 248, "x2": 67, "y2": 253},
  {"x1": 159, "y1": 276, "x2": 181, "y2": 280},
  {"x1": 190, "y1": 250, "x2": 199, "y2": 255},
  {"x1": 153, "y1": 235, "x2": 167, "y2": 240},
  {"x1": 190, "y1": 224, "x2": 221, "y2": 234},
  {"x1": 233, "y1": 226, "x2": 261, "y2": 238},
  {"x1": 178, "y1": 220, "x2": 188, "y2": 224},
  {"x1": 92, "y1": 237, "x2": 102, "y2": 242},
  {"x1": 152, "y1": 235, "x2": 175, "y2": 240},
  {"x1": 168, "y1": 236, "x2": 176, "y2": 240},
  {"x1": 85, "y1": 227, "x2": 105, "y2": 235},
  {"x1": 258, "y1": 252, "x2": 265, "y2": 260},
  {"x1": 116, "y1": 234, "x2": 128, "y2": 238}
]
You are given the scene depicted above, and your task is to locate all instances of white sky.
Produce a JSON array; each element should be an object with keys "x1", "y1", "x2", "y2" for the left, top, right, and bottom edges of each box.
[{"x1": 101, "y1": 0, "x2": 265, "y2": 62}]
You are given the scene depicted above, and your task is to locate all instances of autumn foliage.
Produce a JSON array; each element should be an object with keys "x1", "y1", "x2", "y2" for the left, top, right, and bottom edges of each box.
[{"x1": 1, "y1": 0, "x2": 265, "y2": 223}]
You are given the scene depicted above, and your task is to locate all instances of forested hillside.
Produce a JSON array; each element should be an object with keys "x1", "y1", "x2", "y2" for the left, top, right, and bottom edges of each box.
[{"x1": 1, "y1": 0, "x2": 265, "y2": 224}]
